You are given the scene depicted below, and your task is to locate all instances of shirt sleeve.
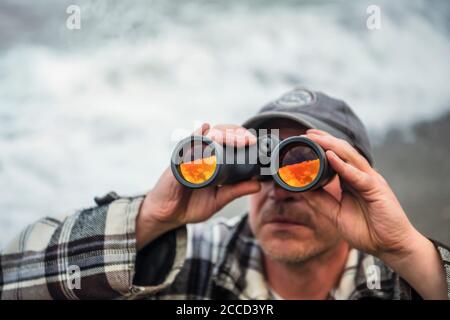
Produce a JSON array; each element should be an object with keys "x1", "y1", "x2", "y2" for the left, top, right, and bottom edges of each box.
[
  {"x1": 0, "y1": 193, "x2": 145, "y2": 299},
  {"x1": 430, "y1": 239, "x2": 450, "y2": 300},
  {"x1": 130, "y1": 226, "x2": 187, "y2": 298}
]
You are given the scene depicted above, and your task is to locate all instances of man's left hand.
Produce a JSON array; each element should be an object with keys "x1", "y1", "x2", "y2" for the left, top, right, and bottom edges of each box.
[{"x1": 304, "y1": 129, "x2": 447, "y2": 299}]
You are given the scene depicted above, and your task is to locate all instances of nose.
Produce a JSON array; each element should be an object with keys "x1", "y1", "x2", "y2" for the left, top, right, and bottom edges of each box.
[{"x1": 268, "y1": 181, "x2": 296, "y2": 202}]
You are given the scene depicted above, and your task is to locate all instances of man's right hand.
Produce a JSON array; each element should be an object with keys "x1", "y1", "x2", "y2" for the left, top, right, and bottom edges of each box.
[{"x1": 135, "y1": 123, "x2": 261, "y2": 250}]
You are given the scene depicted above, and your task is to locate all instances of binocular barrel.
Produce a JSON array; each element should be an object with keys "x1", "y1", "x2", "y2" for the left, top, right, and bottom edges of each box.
[{"x1": 170, "y1": 134, "x2": 335, "y2": 192}]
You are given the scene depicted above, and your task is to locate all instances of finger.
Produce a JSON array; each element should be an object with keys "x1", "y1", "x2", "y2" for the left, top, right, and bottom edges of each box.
[
  {"x1": 306, "y1": 132, "x2": 372, "y2": 173},
  {"x1": 152, "y1": 167, "x2": 187, "y2": 202},
  {"x1": 229, "y1": 127, "x2": 257, "y2": 147},
  {"x1": 306, "y1": 128, "x2": 328, "y2": 136},
  {"x1": 303, "y1": 188, "x2": 341, "y2": 228},
  {"x1": 192, "y1": 122, "x2": 210, "y2": 136},
  {"x1": 215, "y1": 180, "x2": 261, "y2": 210},
  {"x1": 207, "y1": 125, "x2": 257, "y2": 148},
  {"x1": 326, "y1": 150, "x2": 373, "y2": 193}
]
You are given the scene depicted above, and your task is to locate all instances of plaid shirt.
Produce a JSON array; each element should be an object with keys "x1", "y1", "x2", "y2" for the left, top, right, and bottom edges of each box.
[{"x1": 1, "y1": 193, "x2": 449, "y2": 300}]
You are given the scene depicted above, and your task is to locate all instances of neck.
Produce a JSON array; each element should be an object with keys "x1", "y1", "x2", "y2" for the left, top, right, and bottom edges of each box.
[{"x1": 264, "y1": 241, "x2": 350, "y2": 300}]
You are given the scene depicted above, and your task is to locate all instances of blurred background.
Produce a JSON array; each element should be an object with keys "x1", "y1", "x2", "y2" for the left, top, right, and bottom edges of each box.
[{"x1": 0, "y1": 0, "x2": 449, "y2": 247}]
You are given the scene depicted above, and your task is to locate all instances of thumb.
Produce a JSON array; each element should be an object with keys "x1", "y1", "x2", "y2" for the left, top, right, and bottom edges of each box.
[
  {"x1": 215, "y1": 180, "x2": 261, "y2": 211},
  {"x1": 152, "y1": 167, "x2": 188, "y2": 202}
]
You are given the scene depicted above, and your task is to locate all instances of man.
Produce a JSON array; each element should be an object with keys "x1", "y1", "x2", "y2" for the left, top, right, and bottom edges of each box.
[{"x1": 1, "y1": 88, "x2": 449, "y2": 300}]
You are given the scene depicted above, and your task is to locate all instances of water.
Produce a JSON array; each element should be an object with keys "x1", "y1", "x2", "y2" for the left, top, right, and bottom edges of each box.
[{"x1": 1, "y1": 0, "x2": 450, "y2": 247}]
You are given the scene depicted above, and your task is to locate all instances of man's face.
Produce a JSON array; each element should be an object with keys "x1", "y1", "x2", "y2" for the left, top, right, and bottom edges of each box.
[{"x1": 249, "y1": 120, "x2": 344, "y2": 263}]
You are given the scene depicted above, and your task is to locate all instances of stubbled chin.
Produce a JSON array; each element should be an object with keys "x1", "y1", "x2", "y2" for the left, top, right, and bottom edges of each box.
[
  {"x1": 258, "y1": 229, "x2": 319, "y2": 263},
  {"x1": 256, "y1": 224, "x2": 314, "y2": 249}
]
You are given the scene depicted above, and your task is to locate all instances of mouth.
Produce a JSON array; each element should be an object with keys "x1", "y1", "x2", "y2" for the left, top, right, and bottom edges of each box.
[
  {"x1": 268, "y1": 216, "x2": 299, "y2": 224},
  {"x1": 260, "y1": 202, "x2": 314, "y2": 230},
  {"x1": 265, "y1": 216, "x2": 311, "y2": 228}
]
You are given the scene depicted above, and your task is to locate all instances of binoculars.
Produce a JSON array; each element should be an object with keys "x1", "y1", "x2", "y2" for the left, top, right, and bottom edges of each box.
[{"x1": 170, "y1": 134, "x2": 336, "y2": 192}]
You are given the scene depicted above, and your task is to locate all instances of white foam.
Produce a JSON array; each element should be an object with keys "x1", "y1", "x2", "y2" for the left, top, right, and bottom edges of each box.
[{"x1": 0, "y1": 0, "x2": 449, "y2": 246}]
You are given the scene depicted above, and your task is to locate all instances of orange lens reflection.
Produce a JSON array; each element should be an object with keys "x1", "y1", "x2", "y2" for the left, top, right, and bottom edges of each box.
[
  {"x1": 179, "y1": 155, "x2": 217, "y2": 184},
  {"x1": 278, "y1": 158, "x2": 320, "y2": 187}
]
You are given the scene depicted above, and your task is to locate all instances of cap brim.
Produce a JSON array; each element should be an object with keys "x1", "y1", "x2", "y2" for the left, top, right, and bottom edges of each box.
[{"x1": 242, "y1": 111, "x2": 350, "y2": 141}]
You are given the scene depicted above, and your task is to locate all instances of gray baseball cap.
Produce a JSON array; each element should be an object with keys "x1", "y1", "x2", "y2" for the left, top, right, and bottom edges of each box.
[{"x1": 242, "y1": 88, "x2": 374, "y2": 165}]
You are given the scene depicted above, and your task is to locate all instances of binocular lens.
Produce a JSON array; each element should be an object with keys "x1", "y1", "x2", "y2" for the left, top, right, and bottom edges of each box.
[
  {"x1": 179, "y1": 155, "x2": 217, "y2": 184},
  {"x1": 175, "y1": 140, "x2": 218, "y2": 185},
  {"x1": 272, "y1": 136, "x2": 335, "y2": 192},
  {"x1": 278, "y1": 145, "x2": 320, "y2": 188}
]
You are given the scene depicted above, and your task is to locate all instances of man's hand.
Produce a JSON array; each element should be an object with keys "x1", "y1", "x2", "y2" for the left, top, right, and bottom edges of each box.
[
  {"x1": 136, "y1": 123, "x2": 261, "y2": 250},
  {"x1": 303, "y1": 128, "x2": 447, "y2": 299}
]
